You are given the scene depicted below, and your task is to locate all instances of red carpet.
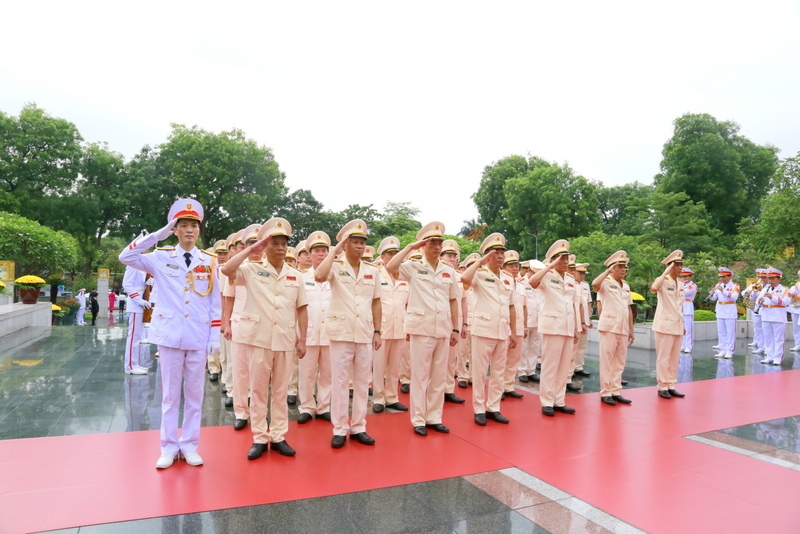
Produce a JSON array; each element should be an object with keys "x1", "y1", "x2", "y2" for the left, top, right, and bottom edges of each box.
[{"x1": 2, "y1": 372, "x2": 800, "y2": 533}]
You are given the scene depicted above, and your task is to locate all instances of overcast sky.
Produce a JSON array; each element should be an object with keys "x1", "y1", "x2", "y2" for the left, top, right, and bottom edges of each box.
[{"x1": 2, "y1": 1, "x2": 799, "y2": 234}]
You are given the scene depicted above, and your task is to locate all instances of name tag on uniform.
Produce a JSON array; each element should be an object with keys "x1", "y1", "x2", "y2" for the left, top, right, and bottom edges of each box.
[
  {"x1": 610, "y1": 284, "x2": 618, "y2": 289},
  {"x1": 306, "y1": 282, "x2": 315, "y2": 286},
  {"x1": 381, "y1": 282, "x2": 389, "y2": 286},
  {"x1": 339, "y1": 271, "x2": 350, "y2": 277},
  {"x1": 418, "y1": 270, "x2": 428, "y2": 275},
  {"x1": 485, "y1": 278, "x2": 495, "y2": 283},
  {"x1": 258, "y1": 271, "x2": 271, "y2": 277},
  {"x1": 167, "y1": 264, "x2": 179, "y2": 269},
  {"x1": 667, "y1": 287, "x2": 674, "y2": 291},
  {"x1": 550, "y1": 279, "x2": 560, "y2": 285}
]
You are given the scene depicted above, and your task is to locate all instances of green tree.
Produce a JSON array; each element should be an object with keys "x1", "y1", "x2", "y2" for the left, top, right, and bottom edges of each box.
[
  {"x1": 0, "y1": 104, "x2": 83, "y2": 216},
  {"x1": 656, "y1": 113, "x2": 777, "y2": 235},
  {"x1": 370, "y1": 202, "x2": 422, "y2": 245},
  {"x1": 597, "y1": 182, "x2": 653, "y2": 234},
  {"x1": 0, "y1": 212, "x2": 79, "y2": 279}
]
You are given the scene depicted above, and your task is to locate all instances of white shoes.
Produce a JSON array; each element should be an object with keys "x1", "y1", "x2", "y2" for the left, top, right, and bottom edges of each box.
[
  {"x1": 714, "y1": 352, "x2": 726, "y2": 358},
  {"x1": 772, "y1": 360, "x2": 782, "y2": 366},
  {"x1": 791, "y1": 346, "x2": 800, "y2": 352},
  {"x1": 681, "y1": 348, "x2": 691, "y2": 353},
  {"x1": 712, "y1": 345, "x2": 720, "y2": 349},
  {"x1": 182, "y1": 451, "x2": 203, "y2": 466},
  {"x1": 752, "y1": 348, "x2": 765, "y2": 355},
  {"x1": 156, "y1": 454, "x2": 178, "y2": 469},
  {"x1": 125, "y1": 368, "x2": 147, "y2": 375},
  {"x1": 724, "y1": 353, "x2": 733, "y2": 359},
  {"x1": 747, "y1": 342, "x2": 758, "y2": 347},
  {"x1": 760, "y1": 358, "x2": 772, "y2": 365}
]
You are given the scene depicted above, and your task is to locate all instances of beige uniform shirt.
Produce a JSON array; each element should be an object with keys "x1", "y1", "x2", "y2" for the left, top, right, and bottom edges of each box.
[
  {"x1": 653, "y1": 276, "x2": 685, "y2": 336},
  {"x1": 378, "y1": 266, "x2": 409, "y2": 340},
  {"x1": 523, "y1": 281, "x2": 541, "y2": 329},
  {"x1": 302, "y1": 268, "x2": 331, "y2": 346},
  {"x1": 231, "y1": 262, "x2": 307, "y2": 351},
  {"x1": 469, "y1": 267, "x2": 514, "y2": 340},
  {"x1": 579, "y1": 281, "x2": 592, "y2": 325},
  {"x1": 399, "y1": 258, "x2": 461, "y2": 338},
  {"x1": 324, "y1": 259, "x2": 382, "y2": 343},
  {"x1": 537, "y1": 271, "x2": 581, "y2": 337},
  {"x1": 512, "y1": 278, "x2": 526, "y2": 335},
  {"x1": 596, "y1": 277, "x2": 633, "y2": 336},
  {"x1": 224, "y1": 263, "x2": 249, "y2": 337}
]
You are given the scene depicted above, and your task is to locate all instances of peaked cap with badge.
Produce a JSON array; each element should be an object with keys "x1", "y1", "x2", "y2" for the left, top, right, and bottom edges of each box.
[
  {"x1": 661, "y1": 250, "x2": 684, "y2": 265},
  {"x1": 503, "y1": 250, "x2": 520, "y2": 265},
  {"x1": 604, "y1": 250, "x2": 629, "y2": 267},
  {"x1": 257, "y1": 218, "x2": 292, "y2": 241},
  {"x1": 378, "y1": 236, "x2": 401, "y2": 256},
  {"x1": 168, "y1": 198, "x2": 204, "y2": 223},
  {"x1": 479, "y1": 232, "x2": 506, "y2": 255},
  {"x1": 417, "y1": 221, "x2": 445, "y2": 241},
  {"x1": 545, "y1": 239, "x2": 570, "y2": 260},
  {"x1": 337, "y1": 219, "x2": 368, "y2": 242},
  {"x1": 306, "y1": 231, "x2": 331, "y2": 250}
]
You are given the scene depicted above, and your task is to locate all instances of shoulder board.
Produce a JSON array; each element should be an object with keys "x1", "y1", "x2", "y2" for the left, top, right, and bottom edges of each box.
[
  {"x1": 157, "y1": 246, "x2": 175, "y2": 251},
  {"x1": 201, "y1": 250, "x2": 217, "y2": 257}
]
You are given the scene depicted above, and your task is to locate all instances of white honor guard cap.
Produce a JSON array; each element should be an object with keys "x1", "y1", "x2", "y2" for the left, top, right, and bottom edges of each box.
[{"x1": 168, "y1": 198, "x2": 204, "y2": 223}]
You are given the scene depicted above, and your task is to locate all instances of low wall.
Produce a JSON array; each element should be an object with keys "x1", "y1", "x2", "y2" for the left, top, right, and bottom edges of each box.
[{"x1": 0, "y1": 302, "x2": 52, "y2": 338}]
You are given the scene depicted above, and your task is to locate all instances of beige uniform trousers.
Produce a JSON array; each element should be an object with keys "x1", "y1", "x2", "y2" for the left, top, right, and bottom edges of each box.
[
  {"x1": 298, "y1": 345, "x2": 331, "y2": 416},
  {"x1": 445, "y1": 341, "x2": 459, "y2": 394},
  {"x1": 503, "y1": 335, "x2": 524, "y2": 392},
  {"x1": 399, "y1": 340, "x2": 411, "y2": 385},
  {"x1": 288, "y1": 351, "x2": 299, "y2": 396},
  {"x1": 409, "y1": 335, "x2": 449, "y2": 427},
  {"x1": 572, "y1": 330, "x2": 589, "y2": 371},
  {"x1": 330, "y1": 341, "x2": 372, "y2": 436},
  {"x1": 249, "y1": 347, "x2": 292, "y2": 444},
  {"x1": 655, "y1": 332, "x2": 682, "y2": 390},
  {"x1": 220, "y1": 337, "x2": 234, "y2": 398},
  {"x1": 471, "y1": 335, "x2": 508, "y2": 413},
  {"x1": 373, "y1": 338, "x2": 404, "y2": 406},
  {"x1": 456, "y1": 332, "x2": 472, "y2": 381},
  {"x1": 519, "y1": 327, "x2": 541, "y2": 374},
  {"x1": 539, "y1": 334, "x2": 575, "y2": 408},
  {"x1": 230, "y1": 341, "x2": 252, "y2": 420},
  {"x1": 599, "y1": 331, "x2": 627, "y2": 397},
  {"x1": 207, "y1": 348, "x2": 221, "y2": 374}
]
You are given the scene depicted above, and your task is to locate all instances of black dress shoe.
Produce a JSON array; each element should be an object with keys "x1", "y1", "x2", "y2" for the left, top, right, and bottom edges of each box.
[
  {"x1": 400, "y1": 383, "x2": 410, "y2": 394},
  {"x1": 566, "y1": 383, "x2": 581, "y2": 392},
  {"x1": 247, "y1": 443, "x2": 267, "y2": 460},
  {"x1": 668, "y1": 389, "x2": 685, "y2": 398},
  {"x1": 351, "y1": 432, "x2": 375, "y2": 445},
  {"x1": 535, "y1": 363, "x2": 541, "y2": 372},
  {"x1": 221, "y1": 386, "x2": 227, "y2": 395},
  {"x1": 414, "y1": 426, "x2": 428, "y2": 436},
  {"x1": 486, "y1": 411, "x2": 509, "y2": 424},
  {"x1": 601, "y1": 396, "x2": 617, "y2": 406},
  {"x1": 542, "y1": 406, "x2": 555, "y2": 416},
  {"x1": 444, "y1": 392, "x2": 465, "y2": 404},
  {"x1": 233, "y1": 418, "x2": 248, "y2": 430},
  {"x1": 373, "y1": 403, "x2": 385, "y2": 413},
  {"x1": 287, "y1": 395, "x2": 297, "y2": 405},
  {"x1": 317, "y1": 412, "x2": 331, "y2": 422},
  {"x1": 621, "y1": 380, "x2": 629, "y2": 386},
  {"x1": 658, "y1": 390, "x2": 671, "y2": 399},
  {"x1": 349, "y1": 388, "x2": 354, "y2": 398},
  {"x1": 458, "y1": 380, "x2": 468, "y2": 389},
  {"x1": 474, "y1": 413, "x2": 487, "y2": 426},
  {"x1": 518, "y1": 375, "x2": 529, "y2": 383},
  {"x1": 612, "y1": 395, "x2": 632, "y2": 404},
  {"x1": 270, "y1": 440, "x2": 296, "y2": 456},
  {"x1": 505, "y1": 390, "x2": 524, "y2": 399},
  {"x1": 385, "y1": 402, "x2": 408, "y2": 412},
  {"x1": 501, "y1": 393, "x2": 505, "y2": 400},
  {"x1": 368, "y1": 388, "x2": 373, "y2": 396},
  {"x1": 209, "y1": 373, "x2": 219, "y2": 382},
  {"x1": 553, "y1": 405, "x2": 576, "y2": 414},
  {"x1": 529, "y1": 374, "x2": 540, "y2": 383},
  {"x1": 425, "y1": 423, "x2": 450, "y2": 433},
  {"x1": 298, "y1": 413, "x2": 312, "y2": 424},
  {"x1": 224, "y1": 397, "x2": 233, "y2": 408},
  {"x1": 574, "y1": 369, "x2": 592, "y2": 378},
  {"x1": 331, "y1": 435, "x2": 346, "y2": 448}
]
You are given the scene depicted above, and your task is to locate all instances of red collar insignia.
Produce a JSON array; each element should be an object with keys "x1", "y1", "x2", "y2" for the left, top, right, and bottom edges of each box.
[
  {"x1": 364, "y1": 274, "x2": 373, "y2": 279},
  {"x1": 286, "y1": 275, "x2": 297, "y2": 281},
  {"x1": 442, "y1": 273, "x2": 451, "y2": 278}
]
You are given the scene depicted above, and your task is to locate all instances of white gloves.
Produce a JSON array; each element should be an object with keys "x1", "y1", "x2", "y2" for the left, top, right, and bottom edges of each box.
[
  {"x1": 207, "y1": 341, "x2": 220, "y2": 356},
  {"x1": 139, "y1": 300, "x2": 152, "y2": 310},
  {"x1": 146, "y1": 278, "x2": 155, "y2": 287},
  {"x1": 155, "y1": 221, "x2": 175, "y2": 241}
]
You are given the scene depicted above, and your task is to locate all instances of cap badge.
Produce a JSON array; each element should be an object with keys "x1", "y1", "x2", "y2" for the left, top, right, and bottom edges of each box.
[{"x1": 185, "y1": 203, "x2": 193, "y2": 210}]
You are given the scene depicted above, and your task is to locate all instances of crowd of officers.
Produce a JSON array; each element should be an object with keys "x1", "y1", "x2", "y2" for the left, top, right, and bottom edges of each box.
[{"x1": 122, "y1": 199, "x2": 798, "y2": 469}]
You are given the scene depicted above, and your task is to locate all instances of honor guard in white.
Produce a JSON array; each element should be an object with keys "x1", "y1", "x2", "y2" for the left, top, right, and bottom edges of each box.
[
  {"x1": 787, "y1": 270, "x2": 800, "y2": 352},
  {"x1": 205, "y1": 240, "x2": 229, "y2": 382},
  {"x1": 710, "y1": 267, "x2": 740, "y2": 359},
  {"x1": 372, "y1": 236, "x2": 410, "y2": 413},
  {"x1": 519, "y1": 260, "x2": 544, "y2": 383},
  {"x1": 297, "y1": 231, "x2": 333, "y2": 424},
  {"x1": 457, "y1": 253, "x2": 480, "y2": 389},
  {"x1": 500, "y1": 250, "x2": 526, "y2": 399},
  {"x1": 386, "y1": 222, "x2": 460, "y2": 436},
  {"x1": 651, "y1": 250, "x2": 686, "y2": 399},
  {"x1": 527, "y1": 240, "x2": 583, "y2": 416},
  {"x1": 75, "y1": 288, "x2": 87, "y2": 326},
  {"x1": 441, "y1": 239, "x2": 467, "y2": 405},
  {"x1": 747, "y1": 269, "x2": 768, "y2": 354},
  {"x1": 758, "y1": 268, "x2": 789, "y2": 365},
  {"x1": 680, "y1": 268, "x2": 697, "y2": 353},
  {"x1": 571, "y1": 261, "x2": 593, "y2": 380},
  {"x1": 593, "y1": 251, "x2": 634, "y2": 406},
  {"x1": 315, "y1": 220, "x2": 382, "y2": 449},
  {"x1": 221, "y1": 219, "x2": 308, "y2": 459},
  {"x1": 119, "y1": 198, "x2": 221, "y2": 469},
  {"x1": 122, "y1": 259, "x2": 151, "y2": 375}
]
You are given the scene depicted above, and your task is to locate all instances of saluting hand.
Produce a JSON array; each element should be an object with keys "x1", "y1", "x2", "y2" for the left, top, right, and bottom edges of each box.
[{"x1": 409, "y1": 238, "x2": 431, "y2": 251}]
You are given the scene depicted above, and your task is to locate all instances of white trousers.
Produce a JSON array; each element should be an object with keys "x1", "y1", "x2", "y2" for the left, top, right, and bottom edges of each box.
[
  {"x1": 791, "y1": 313, "x2": 800, "y2": 348},
  {"x1": 157, "y1": 346, "x2": 205, "y2": 455},
  {"x1": 330, "y1": 341, "x2": 372, "y2": 436},
  {"x1": 76, "y1": 306, "x2": 86, "y2": 325},
  {"x1": 763, "y1": 321, "x2": 786, "y2": 363},
  {"x1": 124, "y1": 312, "x2": 143, "y2": 372},
  {"x1": 754, "y1": 313, "x2": 764, "y2": 350},
  {"x1": 220, "y1": 337, "x2": 233, "y2": 397},
  {"x1": 519, "y1": 327, "x2": 540, "y2": 375},
  {"x1": 681, "y1": 315, "x2": 694, "y2": 351},
  {"x1": 717, "y1": 318, "x2": 736, "y2": 354}
]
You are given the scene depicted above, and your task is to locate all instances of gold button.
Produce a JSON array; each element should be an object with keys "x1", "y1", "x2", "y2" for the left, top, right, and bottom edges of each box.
[
  {"x1": 185, "y1": 314, "x2": 189, "y2": 317},
  {"x1": 185, "y1": 301, "x2": 189, "y2": 304}
]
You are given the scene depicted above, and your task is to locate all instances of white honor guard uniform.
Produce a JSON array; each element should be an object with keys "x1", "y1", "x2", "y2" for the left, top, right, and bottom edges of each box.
[
  {"x1": 680, "y1": 268, "x2": 697, "y2": 352},
  {"x1": 122, "y1": 261, "x2": 150, "y2": 374},
  {"x1": 787, "y1": 270, "x2": 800, "y2": 352},
  {"x1": 298, "y1": 231, "x2": 333, "y2": 420},
  {"x1": 759, "y1": 268, "x2": 789, "y2": 365},
  {"x1": 748, "y1": 269, "x2": 768, "y2": 353},
  {"x1": 75, "y1": 288, "x2": 87, "y2": 326},
  {"x1": 118, "y1": 199, "x2": 221, "y2": 469},
  {"x1": 709, "y1": 267, "x2": 740, "y2": 358}
]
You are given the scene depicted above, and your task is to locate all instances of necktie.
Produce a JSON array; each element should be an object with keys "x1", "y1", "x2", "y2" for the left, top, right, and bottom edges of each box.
[{"x1": 184, "y1": 252, "x2": 192, "y2": 267}]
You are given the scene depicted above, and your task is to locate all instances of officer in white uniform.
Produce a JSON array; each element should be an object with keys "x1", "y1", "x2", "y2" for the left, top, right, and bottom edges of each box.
[
  {"x1": 709, "y1": 267, "x2": 740, "y2": 359},
  {"x1": 758, "y1": 268, "x2": 789, "y2": 365},
  {"x1": 680, "y1": 268, "x2": 697, "y2": 353},
  {"x1": 745, "y1": 269, "x2": 767, "y2": 353},
  {"x1": 787, "y1": 270, "x2": 800, "y2": 352},
  {"x1": 76, "y1": 288, "x2": 87, "y2": 325},
  {"x1": 119, "y1": 198, "x2": 221, "y2": 469},
  {"x1": 122, "y1": 259, "x2": 151, "y2": 374}
]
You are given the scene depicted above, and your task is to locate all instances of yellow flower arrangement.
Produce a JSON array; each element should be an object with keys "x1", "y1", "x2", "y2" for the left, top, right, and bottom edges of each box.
[
  {"x1": 52, "y1": 304, "x2": 62, "y2": 311},
  {"x1": 14, "y1": 275, "x2": 47, "y2": 290}
]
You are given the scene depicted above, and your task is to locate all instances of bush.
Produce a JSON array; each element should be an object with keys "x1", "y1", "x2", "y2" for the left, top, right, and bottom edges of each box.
[{"x1": 695, "y1": 310, "x2": 716, "y2": 321}]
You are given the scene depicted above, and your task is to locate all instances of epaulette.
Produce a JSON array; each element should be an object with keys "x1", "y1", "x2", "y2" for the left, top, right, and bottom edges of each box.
[
  {"x1": 157, "y1": 246, "x2": 175, "y2": 251},
  {"x1": 201, "y1": 250, "x2": 217, "y2": 257}
]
